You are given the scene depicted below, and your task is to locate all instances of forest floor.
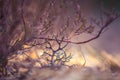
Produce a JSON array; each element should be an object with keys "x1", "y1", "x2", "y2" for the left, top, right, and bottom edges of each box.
[
  {"x1": 0, "y1": 51, "x2": 120, "y2": 80},
  {"x1": 1, "y1": 65, "x2": 120, "y2": 80}
]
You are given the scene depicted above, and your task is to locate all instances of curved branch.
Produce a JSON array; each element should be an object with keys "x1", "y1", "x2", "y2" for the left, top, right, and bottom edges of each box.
[
  {"x1": 9, "y1": 0, "x2": 26, "y2": 55},
  {"x1": 75, "y1": 15, "x2": 120, "y2": 44},
  {"x1": 21, "y1": 0, "x2": 27, "y2": 41},
  {"x1": 36, "y1": 15, "x2": 120, "y2": 44}
]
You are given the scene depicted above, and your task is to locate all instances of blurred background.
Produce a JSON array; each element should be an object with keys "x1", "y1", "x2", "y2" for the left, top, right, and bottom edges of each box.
[{"x1": 78, "y1": 0, "x2": 120, "y2": 54}]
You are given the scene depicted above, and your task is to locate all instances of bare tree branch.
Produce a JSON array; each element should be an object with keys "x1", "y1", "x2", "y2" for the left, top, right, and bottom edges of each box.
[
  {"x1": 41, "y1": 37, "x2": 71, "y2": 67},
  {"x1": 35, "y1": 15, "x2": 120, "y2": 44}
]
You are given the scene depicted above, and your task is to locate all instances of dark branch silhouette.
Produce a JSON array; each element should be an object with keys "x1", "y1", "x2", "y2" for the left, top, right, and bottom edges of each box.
[{"x1": 0, "y1": 0, "x2": 119, "y2": 76}]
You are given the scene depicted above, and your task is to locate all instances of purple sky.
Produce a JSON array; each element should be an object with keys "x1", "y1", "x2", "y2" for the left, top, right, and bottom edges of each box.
[
  {"x1": 80, "y1": 0, "x2": 120, "y2": 54},
  {"x1": 89, "y1": 18, "x2": 120, "y2": 54}
]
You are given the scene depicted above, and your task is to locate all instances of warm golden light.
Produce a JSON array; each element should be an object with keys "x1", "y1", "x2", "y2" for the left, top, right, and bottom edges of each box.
[{"x1": 17, "y1": 44, "x2": 120, "y2": 69}]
